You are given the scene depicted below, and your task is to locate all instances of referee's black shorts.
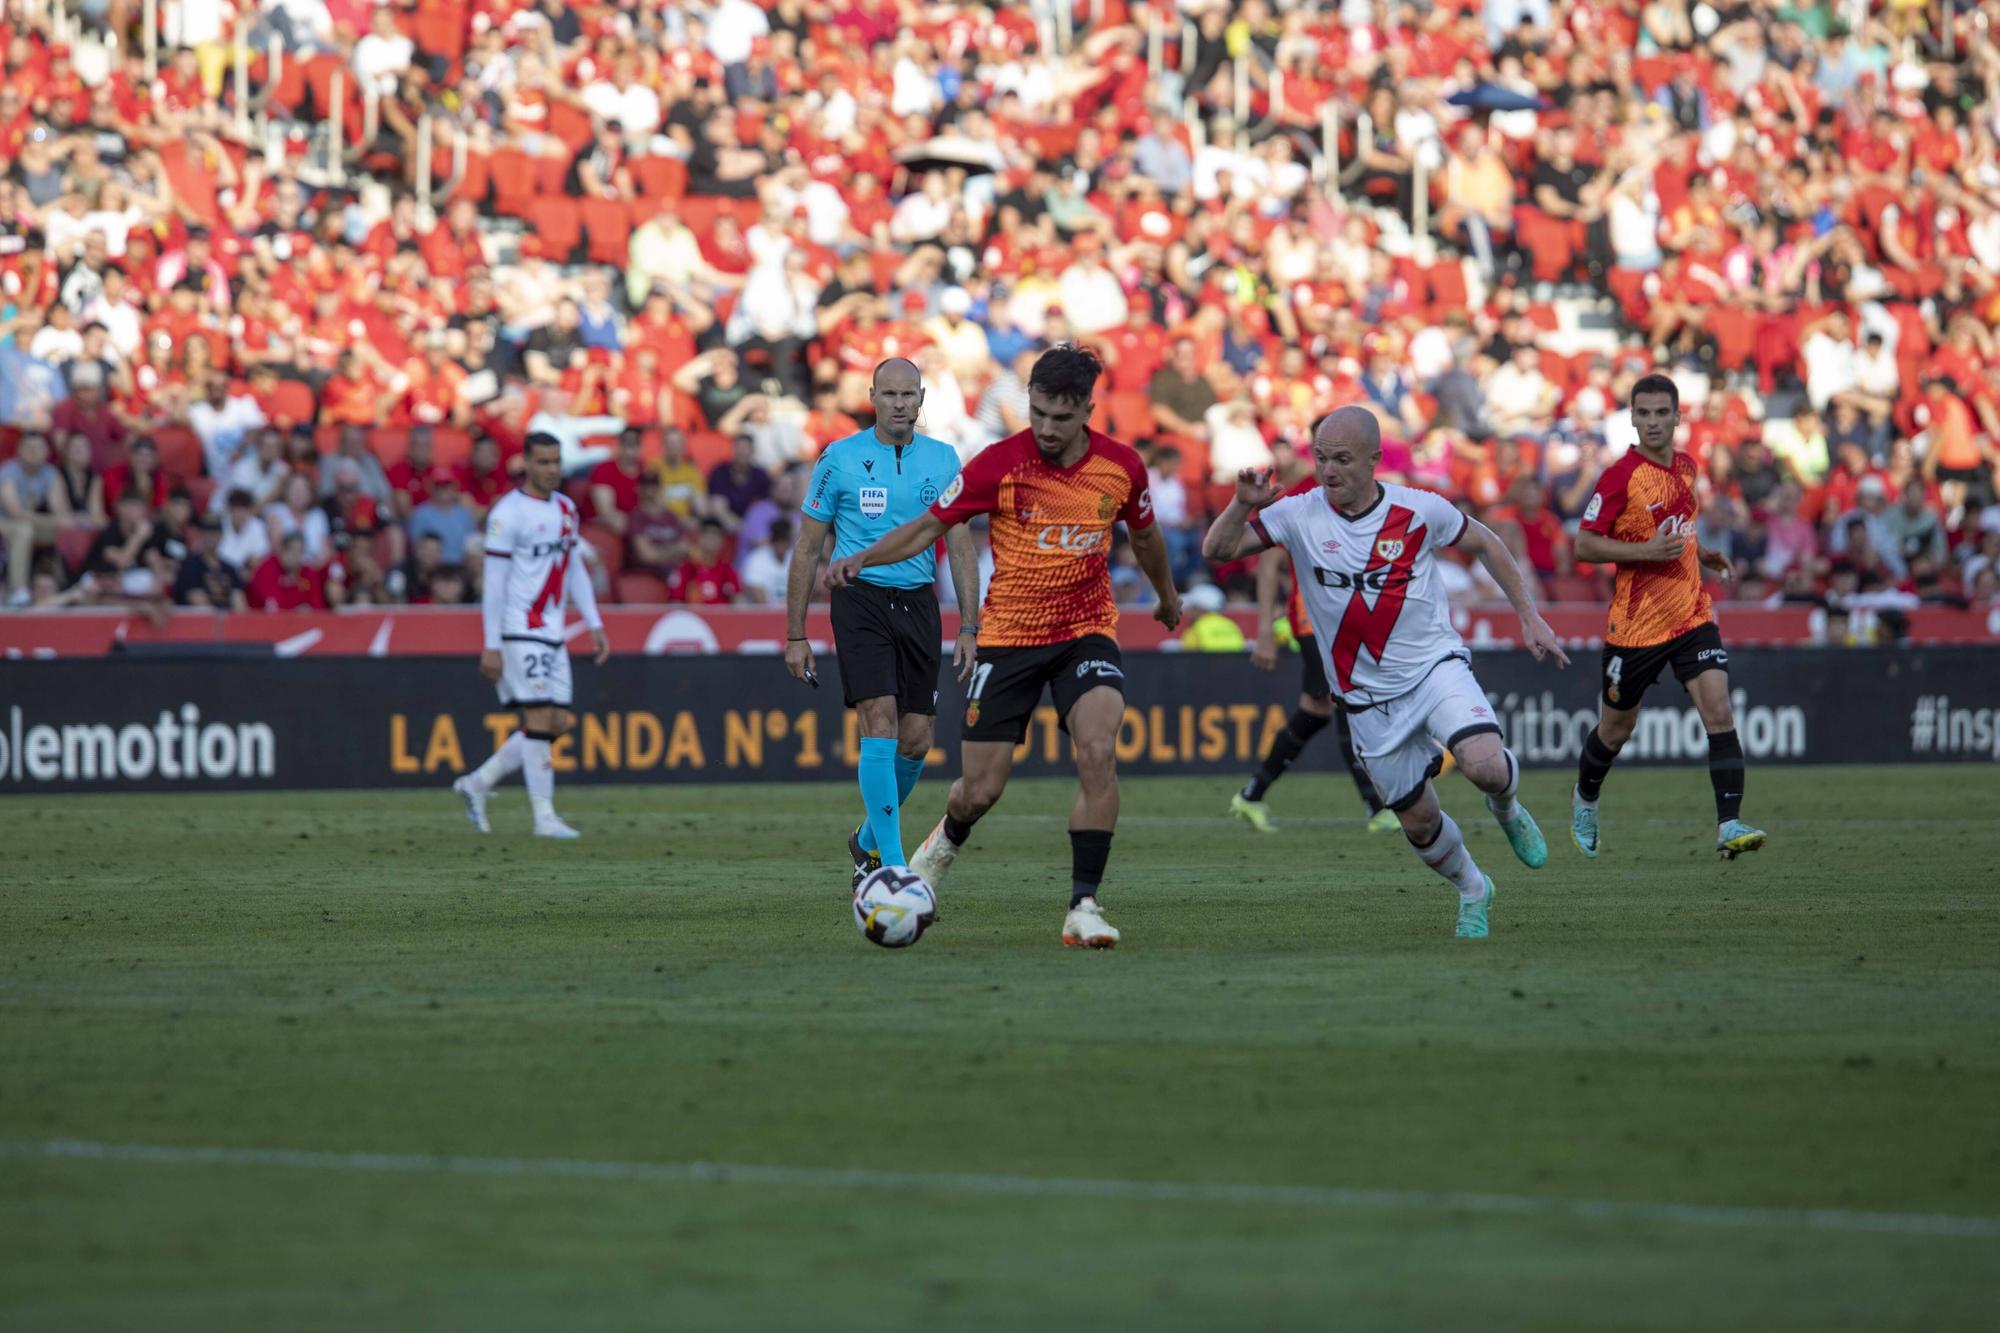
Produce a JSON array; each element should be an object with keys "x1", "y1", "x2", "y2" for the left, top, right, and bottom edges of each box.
[{"x1": 831, "y1": 580, "x2": 942, "y2": 715}]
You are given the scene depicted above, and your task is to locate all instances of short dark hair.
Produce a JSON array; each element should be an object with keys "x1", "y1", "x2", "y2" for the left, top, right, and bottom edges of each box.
[
  {"x1": 1629, "y1": 373, "x2": 1679, "y2": 413},
  {"x1": 1028, "y1": 343, "x2": 1103, "y2": 404},
  {"x1": 522, "y1": 432, "x2": 561, "y2": 457}
]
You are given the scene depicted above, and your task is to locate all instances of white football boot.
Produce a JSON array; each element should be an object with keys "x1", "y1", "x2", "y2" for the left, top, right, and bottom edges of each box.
[
  {"x1": 908, "y1": 817, "x2": 962, "y2": 886},
  {"x1": 451, "y1": 776, "x2": 490, "y2": 834},
  {"x1": 532, "y1": 815, "x2": 581, "y2": 840},
  {"x1": 1062, "y1": 897, "x2": 1120, "y2": 949}
]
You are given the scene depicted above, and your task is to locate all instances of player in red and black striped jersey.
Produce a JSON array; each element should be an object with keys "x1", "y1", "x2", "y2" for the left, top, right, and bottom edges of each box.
[
  {"x1": 829, "y1": 346, "x2": 1183, "y2": 949},
  {"x1": 1571, "y1": 374, "x2": 1768, "y2": 860}
]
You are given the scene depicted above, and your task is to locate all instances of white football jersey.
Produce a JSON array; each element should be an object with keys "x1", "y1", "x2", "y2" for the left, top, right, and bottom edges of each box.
[
  {"x1": 483, "y1": 488, "x2": 583, "y2": 644},
  {"x1": 1252, "y1": 482, "x2": 1471, "y2": 707}
]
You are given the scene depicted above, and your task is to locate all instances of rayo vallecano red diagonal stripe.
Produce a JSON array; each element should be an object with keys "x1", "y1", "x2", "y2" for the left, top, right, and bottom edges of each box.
[{"x1": 1329, "y1": 505, "x2": 1425, "y2": 693}]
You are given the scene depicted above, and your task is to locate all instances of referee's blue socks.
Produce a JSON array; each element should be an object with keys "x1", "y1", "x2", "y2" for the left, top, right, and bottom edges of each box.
[
  {"x1": 858, "y1": 737, "x2": 907, "y2": 867},
  {"x1": 858, "y1": 751, "x2": 926, "y2": 860}
]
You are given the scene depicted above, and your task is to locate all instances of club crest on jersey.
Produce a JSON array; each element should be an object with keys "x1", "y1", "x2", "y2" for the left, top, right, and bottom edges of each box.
[
  {"x1": 965, "y1": 701, "x2": 981, "y2": 727},
  {"x1": 1097, "y1": 494, "x2": 1117, "y2": 521},
  {"x1": 858, "y1": 486, "x2": 889, "y2": 519},
  {"x1": 1374, "y1": 538, "x2": 1406, "y2": 561},
  {"x1": 919, "y1": 482, "x2": 939, "y2": 506}
]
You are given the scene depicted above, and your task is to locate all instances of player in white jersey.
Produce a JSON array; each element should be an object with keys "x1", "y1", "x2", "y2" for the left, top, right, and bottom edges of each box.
[
  {"x1": 452, "y1": 433, "x2": 609, "y2": 838},
  {"x1": 1202, "y1": 407, "x2": 1569, "y2": 938}
]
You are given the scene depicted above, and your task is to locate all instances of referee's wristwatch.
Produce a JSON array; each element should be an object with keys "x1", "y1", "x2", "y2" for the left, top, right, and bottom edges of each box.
[{"x1": 958, "y1": 624, "x2": 979, "y2": 635}]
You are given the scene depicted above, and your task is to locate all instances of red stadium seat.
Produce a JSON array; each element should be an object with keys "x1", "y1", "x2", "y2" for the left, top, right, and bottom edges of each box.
[
  {"x1": 369, "y1": 428, "x2": 411, "y2": 470},
  {"x1": 580, "y1": 197, "x2": 635, "y2": 266},
  {"x1": 686, "y1": 430, "x2": 732, "y2": 471},
  {"x1": 1426, "y1": 260, "x2": 1469, "y2": 312},
  {"x1": 528, "y1": 196, "x2": 583, "y2": 261},
  {"x1": 582, "y1": 522, "x2": 625, "y2": 577},
  {"x1": 54, "y1": 526, "x2": 95, "y2": 575},
  {"x1": 431, "y1": 427, "x2": 474, "y2": 469},
  {"x1": 149, "y1": 426, "x2": 204, "y2": 479},
  {"x1": 633, "y1": 156, "x2": 687, "y2": 200},
  {"x1": 1106, "y1": 389, "x2": 1156, "y2": 440},
  {"x1": 1514, "y1": 208, "x2": 1574, "y2": 284},
  {"x1": 1707, "y1": 307, "x2": 1758, "y2": 372},
  {"x1": 546, "y1": 101, "x2": 595, "y2": 155},
  {"x1": 184, "y1": 475, "x2": 215, "y2": 513},
  {"x1": 614, "y1": 570, "x2": 671, "y2": 604},
  {"x1": 0, "y1": 428, "x2": 19, "y2": 464},
  {"x1": 451, "y1": 150, "x2": 492, "y2": 207},
  {"x1": 490, "y1": 147, "x2": 536, "y2": 217},
  {"x1": 265, "y1": 378, "x2": 318, "y2": 429},
  {"x1": 1606, "y1": 268, "x2": 1651, "y2": 327},
  {"x1": 535, "y1": 152, "x2": 569, "y2": 196}
]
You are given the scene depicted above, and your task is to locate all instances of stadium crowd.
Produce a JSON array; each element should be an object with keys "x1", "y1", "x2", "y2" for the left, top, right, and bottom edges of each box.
[{"x1": 2, "y1": 0, "x2": 1999, "y2": 623}]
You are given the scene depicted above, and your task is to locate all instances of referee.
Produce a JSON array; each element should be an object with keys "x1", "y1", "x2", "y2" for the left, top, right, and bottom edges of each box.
[{"x1": 785, "y1": 358, "x2": 980, "y2": 883}]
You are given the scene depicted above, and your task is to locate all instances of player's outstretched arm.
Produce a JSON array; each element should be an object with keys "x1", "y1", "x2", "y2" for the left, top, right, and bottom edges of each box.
[
  {"x1": 943, "y1": 523, "x2": 982, "y2": 681},
  {"x1": 1251, "y1": 547, "x2": 1288, "y2": 671},
  {"x1": 783, "y1": 513, "x2": 832, "y2": 683},
  {"x1": 1127, "y1": 520, "x2": 1183, "y2": 630},
  {"x1": 564, "y1": 549, "x2": 609, "y2": 664},
  {"x1": 1458, "y1": 518, "x2": 1571, "y2": 668},
  {"x1": 1574, "y1": 528, "x2": 1685, "y2": 566},
  {"x1": 479, "y1": 550, "x2": 507, "y2": 682},
  {"x1": 1200, "y1": 468, "x2": 1282, "y2": 563},
  {"x1": 827, "y1": 511, "x2": 948, "y2": 588}
]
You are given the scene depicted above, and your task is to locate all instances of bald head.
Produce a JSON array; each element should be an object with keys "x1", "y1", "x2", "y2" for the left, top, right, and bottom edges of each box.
[
  {"x1": 1315, "y1": 406, "x2": 1382, "y2": 458},
  {"x1": 1309, "y1": 406, "x2": 1384, "y2": 514},
  {"x1": 872, "y1": 358, "x2": 921, "y2": 391},
  {"x1": 869, "y1": 357, "x2": 925, "y2": 445}
]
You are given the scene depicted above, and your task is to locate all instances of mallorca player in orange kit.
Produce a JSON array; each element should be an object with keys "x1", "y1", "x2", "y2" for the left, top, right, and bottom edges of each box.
[
  {"x1": 1572, "y1": 374, "x2": 1768, "y2": 860},
  {"x1": 828, "y1": 345, "x2": 1183, "y2": 948}
]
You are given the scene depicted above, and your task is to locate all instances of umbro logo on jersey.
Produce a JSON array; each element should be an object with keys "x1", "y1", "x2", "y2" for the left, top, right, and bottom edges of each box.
[{"x1": 1320, "y1": 539, "x2": 1342, "y2": 554}]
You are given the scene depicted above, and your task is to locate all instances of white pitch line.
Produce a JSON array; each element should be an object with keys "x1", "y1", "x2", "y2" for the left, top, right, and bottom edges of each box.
[{"x1": 9, "y1": 1139, "x2": 1998, "y2": 1241}]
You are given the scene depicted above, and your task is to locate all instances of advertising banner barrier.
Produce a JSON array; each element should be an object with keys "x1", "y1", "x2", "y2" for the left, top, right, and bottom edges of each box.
[
  {"x1": 3, "y1": 601, "x2": 1997, "y2": 659},
  {"x1": 1, "y1": 649, "x2": 1994, "y2": 793}
]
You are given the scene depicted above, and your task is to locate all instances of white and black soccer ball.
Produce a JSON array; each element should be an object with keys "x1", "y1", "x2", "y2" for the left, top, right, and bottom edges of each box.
[{"x1": 852, "y1": 866, "x2": 938, "y2": 949}]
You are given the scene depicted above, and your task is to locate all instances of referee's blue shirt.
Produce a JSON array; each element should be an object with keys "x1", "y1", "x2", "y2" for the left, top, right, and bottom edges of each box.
[{"x1": 802, "y1": 428, "x2": 961, "y2": 590}]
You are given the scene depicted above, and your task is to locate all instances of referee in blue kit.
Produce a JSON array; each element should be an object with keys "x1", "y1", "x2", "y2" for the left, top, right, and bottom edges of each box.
[{"x1": 785, "y1": 358, "x2": 981, "y2": 883}]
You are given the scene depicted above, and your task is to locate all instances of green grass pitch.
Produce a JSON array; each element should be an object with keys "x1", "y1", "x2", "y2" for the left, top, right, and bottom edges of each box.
[{"x1": 3, "y1": 764, "x2": 1998, "y2": 1331}]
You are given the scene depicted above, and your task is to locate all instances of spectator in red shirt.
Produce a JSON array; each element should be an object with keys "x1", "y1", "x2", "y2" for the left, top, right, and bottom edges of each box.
[
  {"x1": 385, "y1": 426, "x2": 437, "y2": 522},
  {"x1": 50, "y1": 364, "x2": 128, "y2": 471},
  {"x1": 247, "y1": 532, "x2": 330, "y2": 611},
  {"x1": 588, "y1": 428, "x2": 648, "y2": 535},
  {"x1": 454, "y1": 435, "x2": 510, "y2": 519},
  {"x1": 627, "y1": 474, "x2": 692, "y2": 574},
  {"x1": 667, "y1": 519, "x2": 742, "y2": 604},
  {"x1": 1096, "y1": 291, "x2": 1169, "y2": 394}
]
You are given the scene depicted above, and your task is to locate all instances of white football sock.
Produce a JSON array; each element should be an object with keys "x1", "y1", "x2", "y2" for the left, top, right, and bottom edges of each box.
[
  {"x1": 470, "y1": 731, "x2": 526, "y2": 791},
  {"x1": 523, "y1": 738, "x2": 555, "y2": 819},
  {"x1": 1412, "y1": 812, "x2": 1486, "y2": 900},
  {"x1": 1483, "y1": 748, "x2": 1522, "y2": 822}
]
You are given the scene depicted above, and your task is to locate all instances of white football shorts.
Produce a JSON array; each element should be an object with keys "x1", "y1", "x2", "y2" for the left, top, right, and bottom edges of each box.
[
  {"x1": 498, "y1": 638, "x2": 573, "y2": 708},
  {"x1": 1345, "y1": 655, "x2": 1502, "y2": 810}
]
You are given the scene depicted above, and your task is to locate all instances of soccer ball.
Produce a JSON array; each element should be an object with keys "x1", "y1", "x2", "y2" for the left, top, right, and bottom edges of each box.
[{"x1": 852, "y1": 866, "x2": 938, "y2": 949}]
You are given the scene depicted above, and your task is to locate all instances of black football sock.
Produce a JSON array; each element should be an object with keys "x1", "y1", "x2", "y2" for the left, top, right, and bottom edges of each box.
[
  {"x1": 1242, "y1": 709, "x2": 1331, "y2": 801},
  {"x1": 1333, "y1": 712, "x2": 1382, "y2": 814},
  {"x1": 1069, "y1": 829, "x2": 1113, "y2": 908},
  {"x1": 1707, "y1": 728, "x2": 1745, "y2": 823},
  {"x1": 942, "y1": 810, "x2": 978, "y2": 847},
  {"x1": 1576, "y1": 728, "x2": 1619, "y2": 803}
]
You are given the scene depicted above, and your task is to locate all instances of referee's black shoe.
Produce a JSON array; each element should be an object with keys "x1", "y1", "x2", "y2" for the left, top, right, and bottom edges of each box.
[{"x1": 848, "y1": 827, "x2": 881, "y2": 891}]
